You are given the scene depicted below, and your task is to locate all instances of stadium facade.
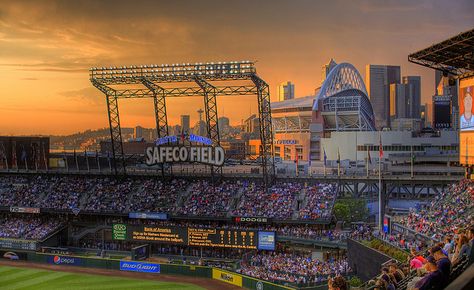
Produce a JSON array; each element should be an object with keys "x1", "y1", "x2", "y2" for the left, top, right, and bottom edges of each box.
[
  {"x1": 267, "y1": 60, "x2": 376, "y2": 162},
  {"x1": 268, "y1": 60, "x2": 459, "y2": 169}
]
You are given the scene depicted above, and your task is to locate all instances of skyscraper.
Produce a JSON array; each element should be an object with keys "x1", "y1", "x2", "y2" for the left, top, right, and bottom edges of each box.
[
  {"x1": 389, "y1": 83, "x2": 408, "y2": 119},
  {"x1": 218, "y1": 116, "x2": 230, "y2": 129},
  {"x1": 321, "y1": 59, "x2": 337, "y2": 84},
  {"x1": 365, "y1": 65, "x2": 401, "y2": 129},
  {"x1": 180, "y1": 115, "x2": 190, "y2": 134},
  {"x1": 277, "y1": 81, "x2": 295, "y2": 102},
  {"x1": 134, "y1": 126, "x2": 144, "y2": 139},
  {"x1": 402, "y1": 76, "x2": 421, "y2": 119}
]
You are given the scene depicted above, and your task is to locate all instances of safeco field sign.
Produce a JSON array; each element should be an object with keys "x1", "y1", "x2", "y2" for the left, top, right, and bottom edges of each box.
[{"x1": 112, "y1": 224, "x2": 127, "y2": 240}]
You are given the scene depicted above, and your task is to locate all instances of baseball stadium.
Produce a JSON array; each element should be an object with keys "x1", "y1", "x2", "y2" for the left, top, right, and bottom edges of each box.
[{"x1": 1, "y1": 13, "x2": 474, "y2": 290}]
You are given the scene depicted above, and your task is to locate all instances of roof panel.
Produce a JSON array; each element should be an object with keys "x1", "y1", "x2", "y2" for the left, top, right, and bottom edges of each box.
[{"x1": 408, "y1": 28, "x2": 474, "y2": 75}]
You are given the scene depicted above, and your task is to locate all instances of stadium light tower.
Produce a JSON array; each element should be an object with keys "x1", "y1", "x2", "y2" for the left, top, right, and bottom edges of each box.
[{"x1": 90, "y1": 61, "x2": 275, "y2": 187}]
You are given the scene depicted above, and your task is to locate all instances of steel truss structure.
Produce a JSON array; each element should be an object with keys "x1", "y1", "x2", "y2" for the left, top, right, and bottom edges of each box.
[
  {"x1": 408, "y1": 28, "x2": 474, "y2": 76},
  {"x1": 90, "y1": 61, "x2": 275, "y2": 184}
]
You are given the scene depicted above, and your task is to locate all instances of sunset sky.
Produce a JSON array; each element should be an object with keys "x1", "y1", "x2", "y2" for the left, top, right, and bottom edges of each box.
[{"x1": 0, "y1": 0, "x2": 473, "y2": 135}]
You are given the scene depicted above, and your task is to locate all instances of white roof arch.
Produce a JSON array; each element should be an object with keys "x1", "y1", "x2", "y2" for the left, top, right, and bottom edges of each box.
[{"x1": 313, "y1": 62, "x2": 368, "y2": 110}]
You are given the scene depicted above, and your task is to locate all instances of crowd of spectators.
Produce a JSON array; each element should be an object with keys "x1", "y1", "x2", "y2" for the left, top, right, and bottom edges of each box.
[
  {"x1": 298, "y1": 183, "x2": 337, "y2": 220},
  {"x1": 0, "y1": 175, "x2": 51, "y2": 207},
  {"x1": 395, "y1": 179, "x2": 473, "y2": 241},
  {"x1": 362, "y1": 179, "x2": 474, "y2": 290},
  {"x1": 0, "y1": 214, "x2": 62, "y2": 240},
  {"x1": 177, "y1": 180, "x2": 240, "y2": 217},
  {"x1": 0, "y1": 175, "x2": 337, "y2": 221},
  {"x1": 366, "y1": 225, "x2": 473, "y2": 290},
  {"x1": 233, "y1": 182, "x2": 303, "y2": 219},
  {"x1": 40, "y1": 176, "x2": 95, "y2": 210},
  {"x1": 84, "y1": 178, "x2": 136, "y2": 213},
  {"x1": 128, "y1": 179, "x2": 188, "y2": 213},
  {"x1": 239, "y1": 250, "x2": 351, "y2": 285}
]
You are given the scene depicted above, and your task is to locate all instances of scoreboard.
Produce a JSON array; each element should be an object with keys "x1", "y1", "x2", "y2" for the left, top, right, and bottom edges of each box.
[{"x1": 124, "y1": 225, "x2": 274, "y2": 250}]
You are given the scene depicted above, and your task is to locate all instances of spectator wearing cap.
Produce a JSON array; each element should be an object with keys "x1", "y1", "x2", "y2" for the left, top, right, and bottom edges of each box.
[
  {"x1": 430, "y1": 245, "x2": 451, "y2": 285},
  {"x1": 412, "y1": 256, "x2": 446, "y2": 290}
]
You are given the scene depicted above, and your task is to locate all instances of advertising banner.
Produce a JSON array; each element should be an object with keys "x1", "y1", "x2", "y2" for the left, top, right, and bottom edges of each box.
[
  {"x1": 234, "y1": 217, "x2": 269, "y2": 223},
  {"x1": 112, "y1": 224, "x2": 127, "y2": 240},
  {"x1": 212, "y1": 268, "x2": 243, "y2": 287},
  {"x1": 128, "y1": 212, "x2": 168, "y2": 220},
  {"x1": 0, "y1": 238, "x2": 36, "y2": 251},
  {"x1": 126, "y1": 225, "x2": 272, "y2": 250},
  {"x1": 459, "y1": 76, "x2": 474, "y2": 165},
  {"x1": 119, "y1": 261, "x2": 160, "y2": 273},
  {"x1": 257, "y1": 231, "x2": 276, "y2": 251},
  {"x1": 47, "y1": 255, "x2": 82, "y2": 266},
  {"x1": 10, "y1": 207, "x2": 40, "y2": 214}
]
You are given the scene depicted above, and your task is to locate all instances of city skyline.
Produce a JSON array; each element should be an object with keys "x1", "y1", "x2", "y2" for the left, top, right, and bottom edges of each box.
[{"x1": 0, "y1": 0, "x2": 473, "y2": 135}]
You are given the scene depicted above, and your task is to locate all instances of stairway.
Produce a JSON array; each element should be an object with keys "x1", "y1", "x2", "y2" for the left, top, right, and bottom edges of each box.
[
  {"x1": 292, "y1": 188, "x2": 307, "y2": 219},
  {"x1": 174, "y1": 182, "x2": 193, "y2": 214}
]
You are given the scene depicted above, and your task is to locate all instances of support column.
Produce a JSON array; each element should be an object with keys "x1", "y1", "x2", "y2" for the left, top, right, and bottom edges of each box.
[
  {"x1": 105, "y1": 93, "x2": 125, "y2": 175},
  {"x1": 142, "y1": 79, "x2": 170, "y2": 177},
  {"x1": 251, "y1": 75, "x2": 275, "y2": 189},
  {"x1": 91, "y1": 79, "x2": 125, "y2": 175},
  {"x1": 194, "y1": 77, "x2": 221, "y2": 178}
]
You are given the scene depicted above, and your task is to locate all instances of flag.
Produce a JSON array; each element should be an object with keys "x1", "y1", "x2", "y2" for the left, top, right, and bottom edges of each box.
[
  {"x1": 368, "y1": 148, "x2": 372, "y2": 164},
  {"x1": 379, "y1": 134, "x2": 384, "y2": 158},
  {"x1": 323, "y1": 148, "x2": 327, "y2": 166},
  {"x1": 180, "y1": 130, "x2": 185, "y2": 143},
  {"x1": 337, "y1": 148, "x2": 340, "y2": 164},
  {"x1": 12, "y1": 141, "x2": 18, "y2": 169},
  {"x1": 295, "y1": 152, "x2": 299, "y2": 164}
]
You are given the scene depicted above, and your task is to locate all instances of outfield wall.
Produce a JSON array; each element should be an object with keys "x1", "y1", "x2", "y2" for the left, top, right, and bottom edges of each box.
[{"x1": 18, "y1": 252, "x2": 301, "y2": 290}]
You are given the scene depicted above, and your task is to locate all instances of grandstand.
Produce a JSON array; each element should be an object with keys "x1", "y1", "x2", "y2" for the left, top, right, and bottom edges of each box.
[{"x1": 0, "y1": 171, "x2": 472, "y2": 289}]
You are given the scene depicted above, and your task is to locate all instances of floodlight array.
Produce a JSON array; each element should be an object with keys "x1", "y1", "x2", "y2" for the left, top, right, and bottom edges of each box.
[{"x1": 90, "y1": 61, "x2": 256, "y2": 82}]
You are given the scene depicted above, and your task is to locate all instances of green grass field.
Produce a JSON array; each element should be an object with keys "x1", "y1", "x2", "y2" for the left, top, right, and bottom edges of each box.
[{"x1": 0, "y1": 265, "x2": 205, "y2": 290}]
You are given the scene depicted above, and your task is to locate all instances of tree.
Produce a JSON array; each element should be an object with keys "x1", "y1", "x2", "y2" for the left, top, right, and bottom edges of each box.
[{"x1": 334, "y1": 203, "x2": 350, "y2": 221}]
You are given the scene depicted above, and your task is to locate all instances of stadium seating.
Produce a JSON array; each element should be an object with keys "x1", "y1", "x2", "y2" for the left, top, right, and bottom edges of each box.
[{"x1": 0, "y1": 175, "x2": 337, "y2": 221}]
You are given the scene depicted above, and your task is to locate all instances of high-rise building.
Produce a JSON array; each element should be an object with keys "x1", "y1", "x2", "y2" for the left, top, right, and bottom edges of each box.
[
  {"x1": 180, "y1": 115, "x2": 190, "y2": 134},
  {"x1": 134, "y1": 126, "x2": 144, "y2": 139},
  {"x1": 389, "y1": 83, "x2": 408, "y2": 119},
  {"x1": 434, "y1": 70, "x2": 458, "y2": 129},
  {"x1": 218, "y1": 116, "x2": 230, "y2": 129},
  {"x1": 421, "y1": 103, "x2": 433, "y2": 128},
  {"x1": 402, "y1": 76, "x2": 421, "y2": 119},
  {"x1": 277, "y1": 81, "x2": 295, "y2": 102},
  {"x1": 321, "y1": 59, "x2": 337, "y2": 84},
  {"x1": 244, "y1": 114, "x2": 260, "y2": 134},
  {"x1": 365, "y1": 64, "x2": 401, "y2": 129},
  {"x1": 435, "y1": 70, "x2": 443, "y2": 95}
]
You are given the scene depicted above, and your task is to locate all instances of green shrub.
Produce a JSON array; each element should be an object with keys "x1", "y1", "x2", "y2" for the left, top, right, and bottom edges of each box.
[{"x1": 349, "y1": 276, "x2": 363, "y2": 287}]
